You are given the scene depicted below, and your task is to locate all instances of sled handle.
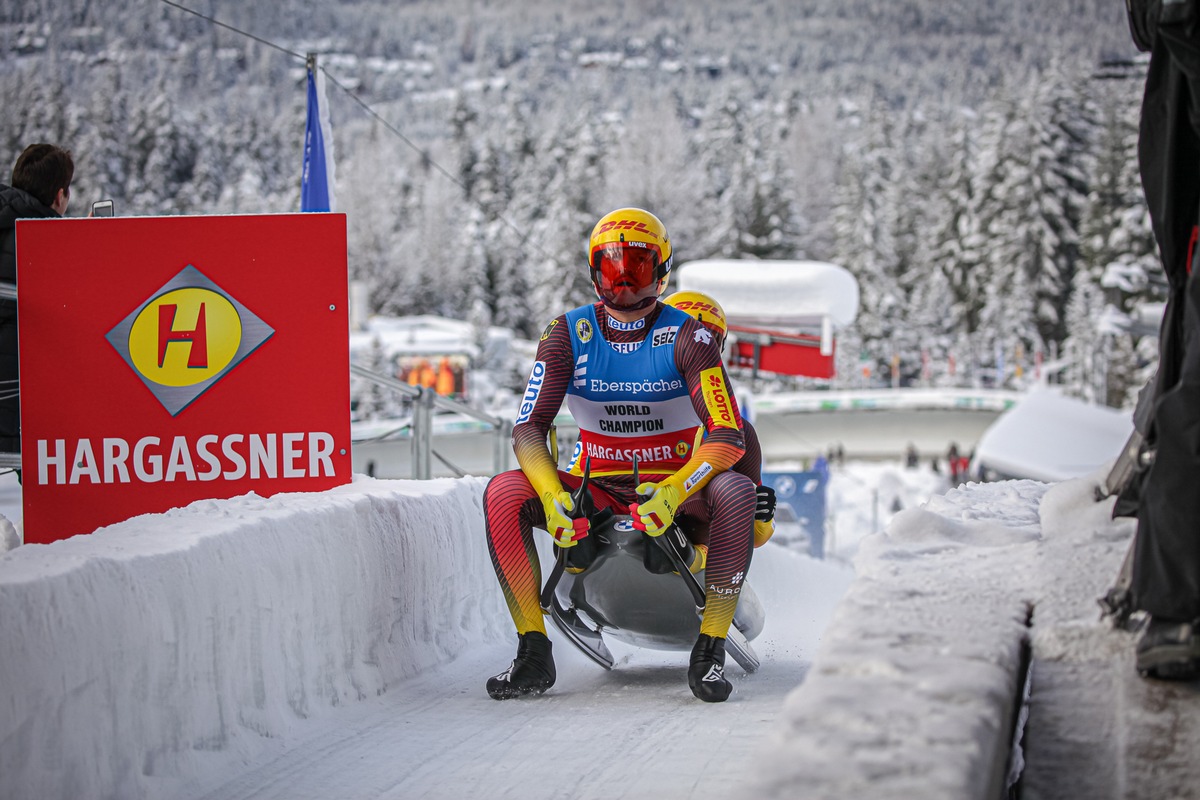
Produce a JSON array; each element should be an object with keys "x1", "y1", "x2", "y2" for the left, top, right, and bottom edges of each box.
[
  {"x1": 633, "y1": 456, "x2": 707, "y2": 611},
  {"x1": 655, "y1": 532, "x2": 707, "y2": 611},
  {"x1": 539, "y1": 456, "x2": 592, "y2": 613}
]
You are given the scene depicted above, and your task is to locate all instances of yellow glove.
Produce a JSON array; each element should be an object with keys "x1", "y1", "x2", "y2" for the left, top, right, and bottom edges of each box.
[
  {"x1": 542, "y1": 490, "x2": 589, "y2": 548},
  {"x1": 754, "y1": 484, "x2": 776, "y2": 547},
  {"x1": 631, "y1": 482, "x2": 681, "y2": 536},
  {"x1": 753, "y1": 518, "x2": 775, "y2": 548}
]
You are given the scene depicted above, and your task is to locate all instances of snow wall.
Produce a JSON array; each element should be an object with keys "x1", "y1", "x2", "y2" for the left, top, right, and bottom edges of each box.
[
  {"x1": 0, "y1": 470, "x2": 1094, "y2": 800},
  {"x1": 0, "y1": 476, "x2": 506, "y2": 800}
]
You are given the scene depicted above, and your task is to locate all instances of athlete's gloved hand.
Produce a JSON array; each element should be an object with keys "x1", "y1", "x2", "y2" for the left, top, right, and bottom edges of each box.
[
  {"x1": 753, "y1": 518, "x2": 775, "y2": 548},
  {"x1": 542, "y1": 491, "x2": 589, "y2": 547},
  {"x1": 631, "y1": 482, "x2": 681, "y2": 537},
  {"x1": 755, "y1": 485, "x2": 776, "y2": 522}
]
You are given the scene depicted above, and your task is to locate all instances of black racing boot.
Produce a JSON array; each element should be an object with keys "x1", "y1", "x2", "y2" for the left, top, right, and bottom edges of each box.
[
  {"x1": 1136, "y1": 618, "x2": 1200, "y2": 681},
  {"x1": 486, "y1": 631, "x2": 556, "y2": 700},
  {"x1": 689, "y1": 633, "x2": 732, "y2": 702}
]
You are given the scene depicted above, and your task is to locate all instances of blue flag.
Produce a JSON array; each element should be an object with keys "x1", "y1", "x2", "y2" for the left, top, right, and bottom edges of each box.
[{"x1": 301, "y1": 56, "x2": 335, "y2": 212}]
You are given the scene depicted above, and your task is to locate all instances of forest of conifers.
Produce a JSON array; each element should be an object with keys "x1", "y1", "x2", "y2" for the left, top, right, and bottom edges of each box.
[{"x1": 0, "y1": 0, "x2": 1155, "y2": 406}]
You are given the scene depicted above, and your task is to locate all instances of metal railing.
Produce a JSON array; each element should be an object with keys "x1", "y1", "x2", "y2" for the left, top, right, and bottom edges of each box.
[{"x1": 349, "y1": 363, "x2": 512, "y2": 479}]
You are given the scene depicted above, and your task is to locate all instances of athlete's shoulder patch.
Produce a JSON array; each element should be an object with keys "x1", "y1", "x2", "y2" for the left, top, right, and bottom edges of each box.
[
  {"x1": 699, "y1": 366, "x2": 737, "y2": 429},
  {"x1": 540, "y1": 319, "x2": 558, "y2": 341},
  {"x1": 575, "y1": 318, "x2": 594, "y2": 343}
]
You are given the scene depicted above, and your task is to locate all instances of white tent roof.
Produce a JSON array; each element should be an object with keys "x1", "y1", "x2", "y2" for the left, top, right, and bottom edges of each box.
[
  {"x1": 973, "y1": 388, "x2": 1132, "y2": 482},
  {"x1": 675, "y1": 259, "x2": 859, "y2": 329}
]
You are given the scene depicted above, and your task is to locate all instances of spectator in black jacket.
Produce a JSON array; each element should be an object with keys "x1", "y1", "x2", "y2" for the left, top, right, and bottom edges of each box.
[
  {"x1": 0, "y1": 144, "x2": 74, "y2": 454},
  {"x1": 1122, "y1": 0, "x2": 1200, "y2": 681}
]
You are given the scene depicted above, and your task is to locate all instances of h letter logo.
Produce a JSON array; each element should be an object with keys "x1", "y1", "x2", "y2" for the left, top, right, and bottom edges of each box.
[{"x1": 159, "y1": 303, "x2": 208, "y2": 369}]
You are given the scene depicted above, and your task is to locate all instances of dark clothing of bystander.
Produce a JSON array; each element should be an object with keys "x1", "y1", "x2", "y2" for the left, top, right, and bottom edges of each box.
[{"x1": 0, "y1": 184, "x2": 60, "y2": 453}]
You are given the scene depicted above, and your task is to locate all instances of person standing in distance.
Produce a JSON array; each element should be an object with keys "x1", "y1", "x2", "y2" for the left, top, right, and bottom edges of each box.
[{"x1": 0, "y1": 144, "x2": 74, "y2": 454}]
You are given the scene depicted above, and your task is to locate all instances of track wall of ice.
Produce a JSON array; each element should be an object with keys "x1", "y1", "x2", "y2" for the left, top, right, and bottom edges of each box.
[{"x1": 0, "y1": 476, "x2": 503, "y2": 800}]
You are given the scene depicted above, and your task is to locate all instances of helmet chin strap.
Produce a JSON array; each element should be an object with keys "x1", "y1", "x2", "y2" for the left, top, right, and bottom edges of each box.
[
  {"x1": 594, "y1": 277, "x2": 667, "y2": 314},
  {"x1": 602, "y1": 294, "x2": 657, "y2": 313}
]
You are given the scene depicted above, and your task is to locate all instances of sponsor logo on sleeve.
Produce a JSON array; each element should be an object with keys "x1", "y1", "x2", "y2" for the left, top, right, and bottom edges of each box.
[
  {"x1": 683, "y1": 461, "x2": 713, "y2": 492},
  {"x1": 652, "y1": 326, "x2": 678, "y2": 347},
  {"x1": 515, "y1": 360, "x2": 546, "y2": 425},
  {"x1": 700, "y1": 367, "x2": 736, "y2": 429}
]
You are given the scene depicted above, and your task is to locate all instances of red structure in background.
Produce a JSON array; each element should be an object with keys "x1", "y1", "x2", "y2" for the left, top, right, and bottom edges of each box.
[
  {"x1": 675, "y1": 260, "x2": 858, "y2": 382},
  {"x1": 728, "y1": 324, "x2": 836, "y2": 379}
]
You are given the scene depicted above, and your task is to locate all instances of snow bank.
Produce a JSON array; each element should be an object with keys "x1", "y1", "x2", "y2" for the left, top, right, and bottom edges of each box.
[
  {"x1": 0, "y1": 476, "x2": 506, "y2": 800},
  {"x1": 0, "y1": 461, "x2": 1140, "y2": 800},
  {"x1": 754, "y1": 479, "x2": 1045, "y2": 798},
  {"x1": 753, "y1": 469, "x2": 1135, "y2": 799}
]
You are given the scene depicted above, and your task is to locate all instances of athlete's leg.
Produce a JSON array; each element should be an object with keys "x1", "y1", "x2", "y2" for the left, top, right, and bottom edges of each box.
[
  {"x1": 484, "y1": 469, "x2": 627, "y2": 635},
  {"x1": 484, "y1": 470, "x2": 547, "y2": 635},
  {"x1": 679, "y1": 470, "x2": 755, "y2": 702},
  {"x1": 695, "y1": 470, "x2": 756, "y2": 638}
]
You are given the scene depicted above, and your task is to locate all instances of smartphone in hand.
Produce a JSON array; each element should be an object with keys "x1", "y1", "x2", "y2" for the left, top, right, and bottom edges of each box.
[{"x1": 90, "y1": 199, "x2": 114, "y2": 217}]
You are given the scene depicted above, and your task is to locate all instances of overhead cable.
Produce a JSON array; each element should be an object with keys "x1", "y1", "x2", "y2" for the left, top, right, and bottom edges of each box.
[{"x1": 156, "y1": 0, "x2": 552, "y2": 259}]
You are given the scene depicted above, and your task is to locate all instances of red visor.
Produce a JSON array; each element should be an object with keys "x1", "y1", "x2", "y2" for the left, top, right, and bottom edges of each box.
[{"x1": 591, "y1": 244, "x2": 662, "y2": 311}]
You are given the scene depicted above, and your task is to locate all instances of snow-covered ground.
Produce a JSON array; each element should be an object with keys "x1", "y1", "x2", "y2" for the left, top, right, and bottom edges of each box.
[{"x1": 0, "y1": 454, "x2": 1195, "y2": 799}]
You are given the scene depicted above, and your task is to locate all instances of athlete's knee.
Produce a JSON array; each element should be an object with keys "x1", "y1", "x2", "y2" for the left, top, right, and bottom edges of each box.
[
  {"x1": 484, "y1": 470, "x2": 536, "y2": 517},
  {"x1": 708, "y1": 470, "x2": 756, "y2": 505}
]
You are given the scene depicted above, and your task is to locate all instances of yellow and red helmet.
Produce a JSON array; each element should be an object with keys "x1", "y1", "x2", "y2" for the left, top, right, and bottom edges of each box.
[
  {"x1": 587, "y1": 208, "x2": 673, "y2": 312},
  {"x1": 663, "y1": 290, "x2": 727, "y2": 349}
]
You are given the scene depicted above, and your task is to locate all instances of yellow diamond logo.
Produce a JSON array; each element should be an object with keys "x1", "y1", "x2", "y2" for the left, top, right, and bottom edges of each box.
[{"x1": 107, "y1": 265, "x2": 273, "y2": 416}]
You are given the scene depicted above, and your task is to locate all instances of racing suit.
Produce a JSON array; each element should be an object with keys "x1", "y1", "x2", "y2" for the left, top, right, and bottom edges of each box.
[{"x1": 484, "y1": 301, "x2": 756, "y2": 640}]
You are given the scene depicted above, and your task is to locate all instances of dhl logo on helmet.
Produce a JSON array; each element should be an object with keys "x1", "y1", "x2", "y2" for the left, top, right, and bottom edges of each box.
[
  {"x1": 670, "y1": 299, "x2": 724, "y2": 320},
  {"x1": 596, "y1": 219, "x2": 660, "y2": 241}
]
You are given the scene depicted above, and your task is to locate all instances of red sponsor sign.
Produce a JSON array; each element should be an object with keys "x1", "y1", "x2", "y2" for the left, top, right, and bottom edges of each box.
[
  {"x1": 729, "y1": 325, "x2": 836, "y2": 379},
  {"x1": 16, "y1": 213, "x2": 352, "y2": 543}
]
